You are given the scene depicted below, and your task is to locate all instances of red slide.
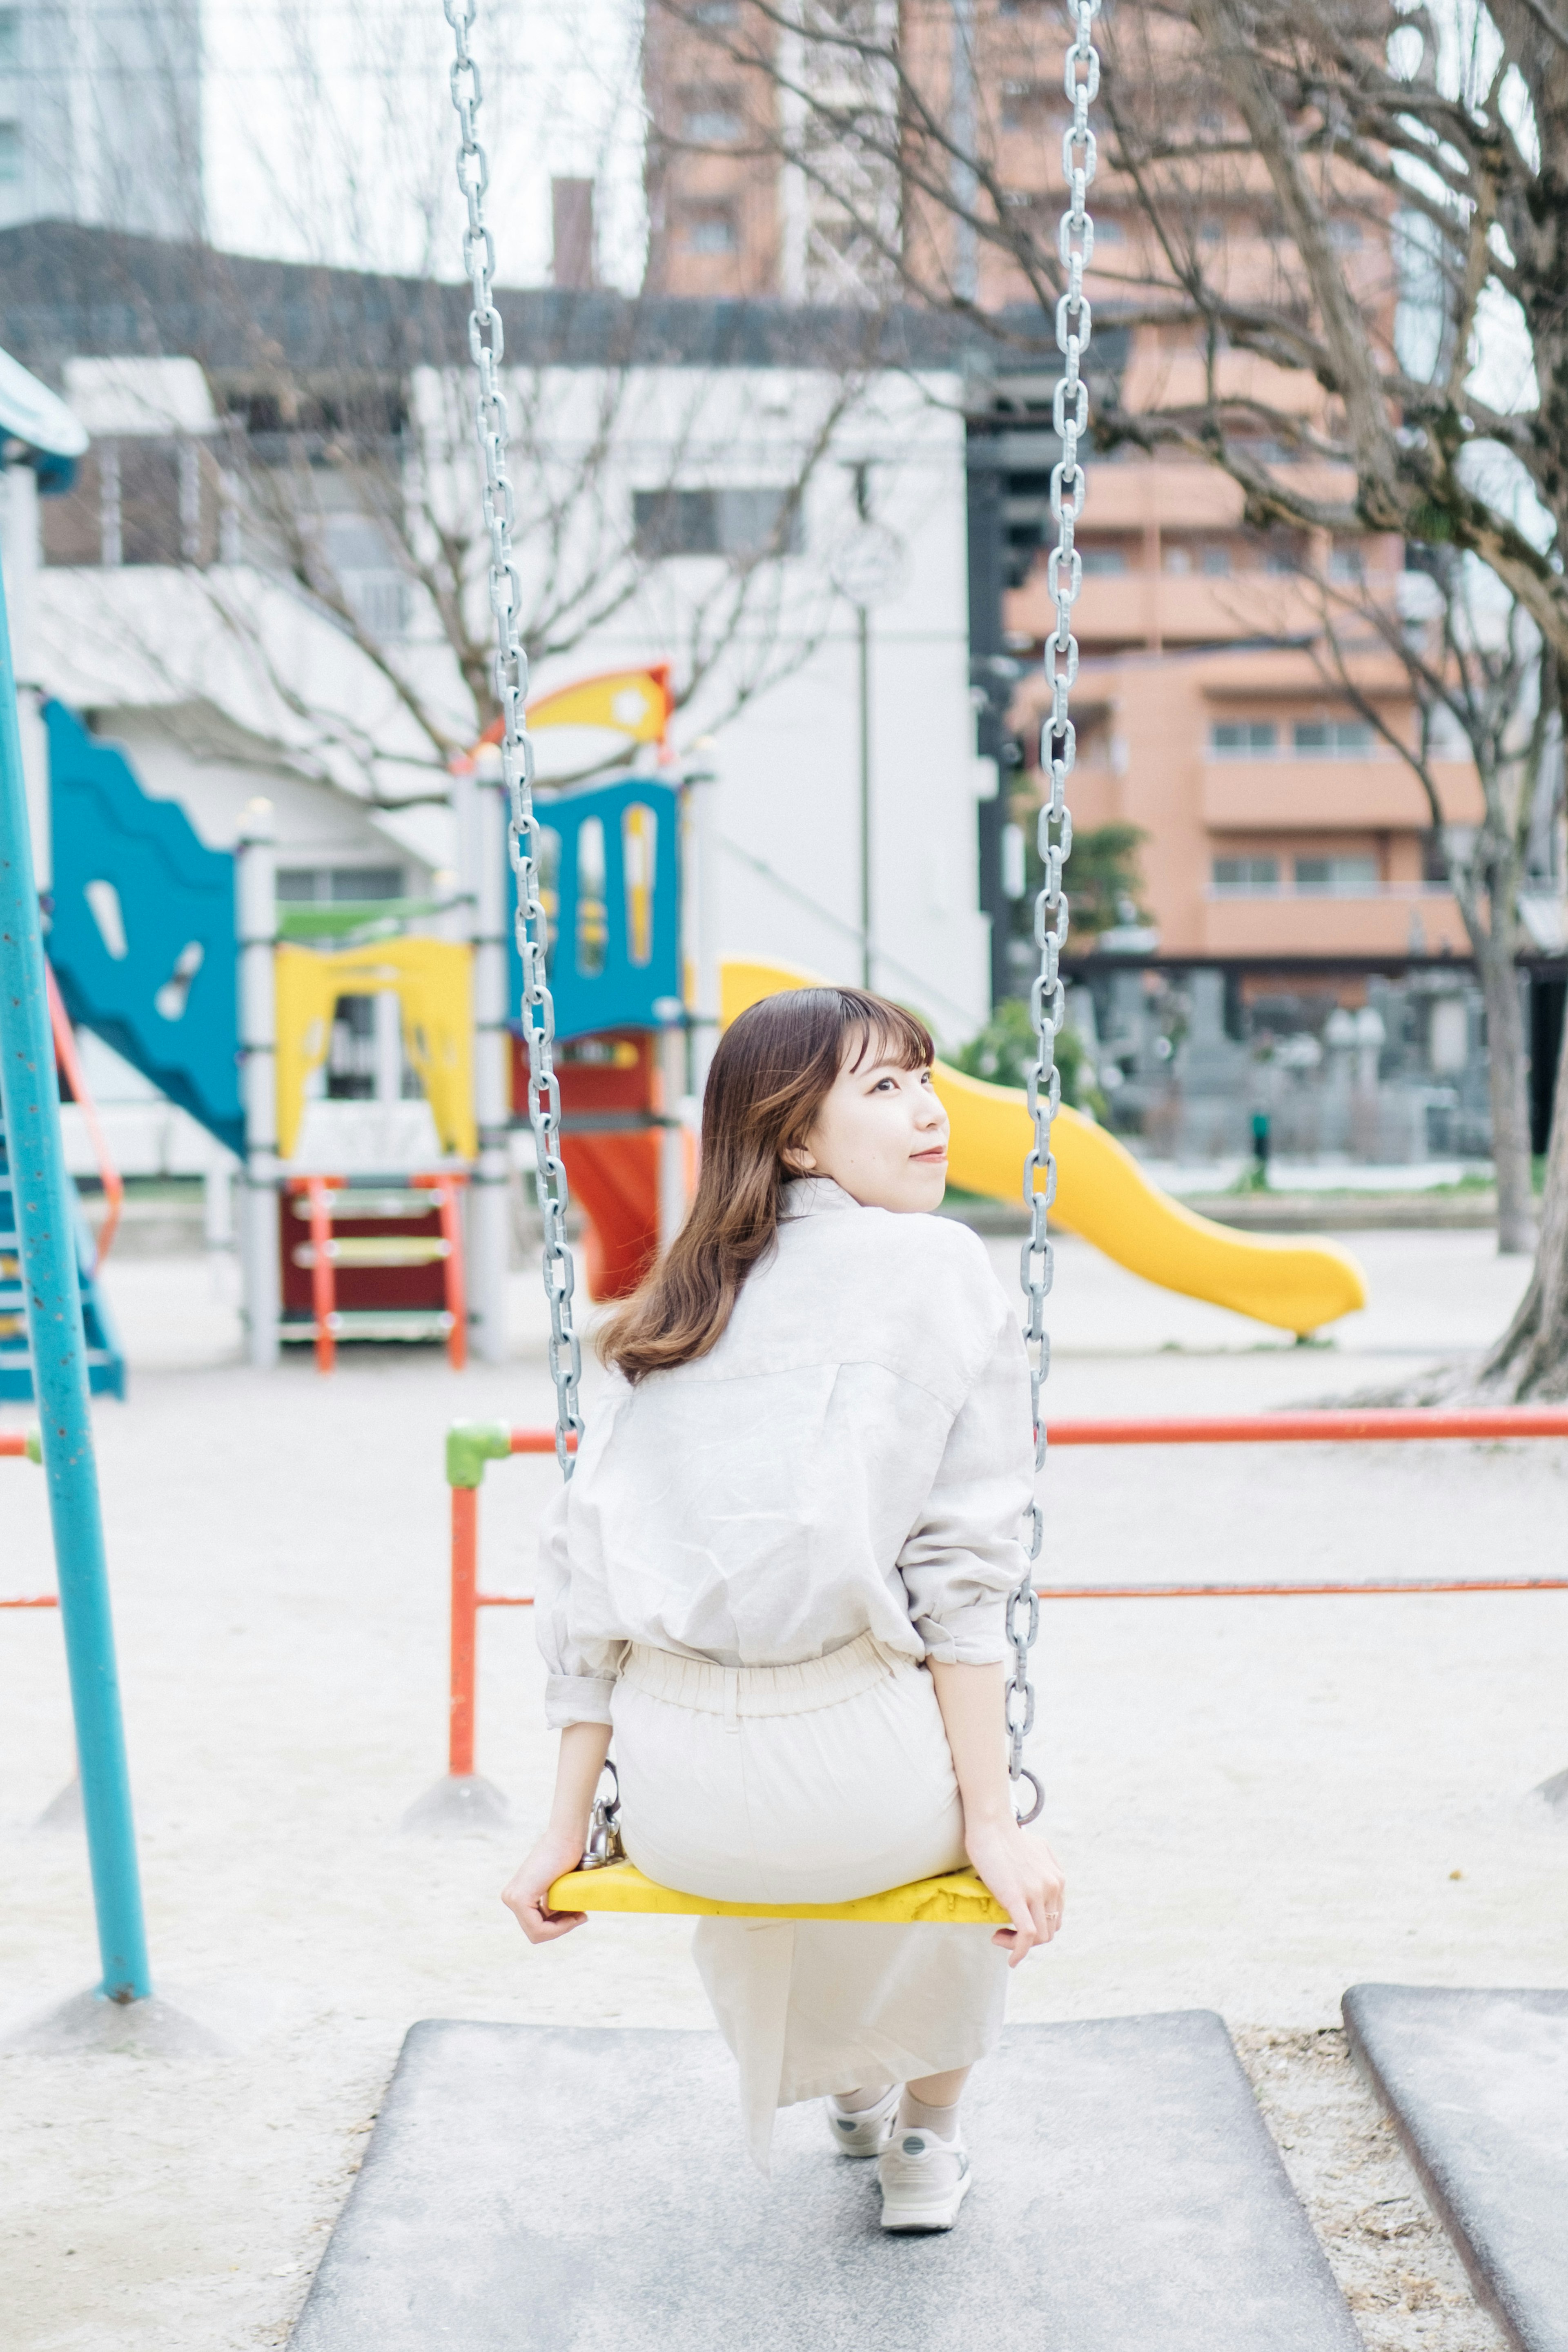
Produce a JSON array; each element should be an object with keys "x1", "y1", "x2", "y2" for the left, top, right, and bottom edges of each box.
[{"x1": 515, "y1": 1031, "x2": 662, "y2": 1302}]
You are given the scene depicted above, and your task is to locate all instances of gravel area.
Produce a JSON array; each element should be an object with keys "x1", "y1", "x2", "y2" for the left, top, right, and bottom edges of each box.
[{"x1": 1236, "y1": 2028, "x2": 1508, "y2": 2352}]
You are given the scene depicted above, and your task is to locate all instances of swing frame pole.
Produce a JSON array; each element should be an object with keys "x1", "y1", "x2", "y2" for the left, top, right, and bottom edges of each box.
[{"x1": 0, "y1": 555, "x2": 151, "y2": 2003}]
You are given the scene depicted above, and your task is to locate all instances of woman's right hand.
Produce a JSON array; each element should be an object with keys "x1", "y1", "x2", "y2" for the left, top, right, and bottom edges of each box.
[
  {"x1": 500, "y1": 1825, "x2": 594, "y2": 1944},
  {"x1": 962, "y1": 1815, "x2": 1066, "y2": 1966}
]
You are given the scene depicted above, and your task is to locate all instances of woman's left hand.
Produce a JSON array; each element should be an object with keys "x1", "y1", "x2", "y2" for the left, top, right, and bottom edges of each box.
[
  {"x1": 962, "y1": 1815, "x2": 1066, "y2": 1965},
  {"x1": 501, "y1": 1826, "x2": 594, "y2": 1944}
]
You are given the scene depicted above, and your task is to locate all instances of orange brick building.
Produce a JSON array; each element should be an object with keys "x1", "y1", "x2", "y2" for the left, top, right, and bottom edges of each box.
[{"x1": 639, "y1": 0, "x2": 1480, "y2": 985}]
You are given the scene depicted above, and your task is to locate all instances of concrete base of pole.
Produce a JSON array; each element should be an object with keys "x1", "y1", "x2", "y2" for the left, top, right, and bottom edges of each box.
[
  {"x1": 0, "y1": 1986, "x2": 231, "y2": 2058},
  {"x1": 400, "y1": 1772, "x2": 512, "y2": 1836},
  {"x1": 466, "y1": 1169, "x2": 510, "y2": 1365},
  {"x1": 33, "y1": 1774, "x2": 82, "y2": 1831}
]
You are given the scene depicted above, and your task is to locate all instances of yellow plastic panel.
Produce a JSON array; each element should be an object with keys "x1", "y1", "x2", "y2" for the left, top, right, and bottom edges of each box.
[
  {"x1": 527, "y1": 666, "x2": 672, "y2": 744},
  {"x1": 548, "y1": 1859, "x2": 1009, "y2": 1924},
  {"x1": 718, "y1": 959, "x2": 1367, "y2": 1337},
  {"x1": 275, "y1": 939, "x2": 475, "y2": 1162}
]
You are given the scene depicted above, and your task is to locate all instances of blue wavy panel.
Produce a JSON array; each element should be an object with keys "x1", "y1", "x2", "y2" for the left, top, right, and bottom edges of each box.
[
  {"x1": 507, "y1": 776, "x2": 682, "y2": 1044},
  {"x1": 45, "y1": 702, "x2": 243, "y2": 1155}
]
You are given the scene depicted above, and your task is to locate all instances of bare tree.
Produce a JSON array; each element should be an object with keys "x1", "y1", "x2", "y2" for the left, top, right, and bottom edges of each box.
[
  {"x1": 1309, "y1": 558, "x2": 1560, "y2": 1253},
  {"x1": 655, "y1": 0, "x2": 1568, "y2": 1392},
  {"x1": 31, "y1": 238, "x2": 889, "y2": 809}
]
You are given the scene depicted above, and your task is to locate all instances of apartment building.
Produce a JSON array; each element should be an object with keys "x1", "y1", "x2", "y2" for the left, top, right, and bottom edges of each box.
[{"x1": 640, "y1": 0, "x2": 1481, "y2": 976}]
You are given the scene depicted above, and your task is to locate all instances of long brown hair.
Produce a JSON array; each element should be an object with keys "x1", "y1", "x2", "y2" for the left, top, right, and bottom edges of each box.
[{"x1": 599, "y1": 986, "x2": 935, "y2": 1381}]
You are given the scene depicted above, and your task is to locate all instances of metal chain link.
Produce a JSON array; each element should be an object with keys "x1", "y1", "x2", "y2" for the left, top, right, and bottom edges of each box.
[
  {"x1": 1008, "y1": 0, "x2": 1100, "y2": 1829},
  {"x1": 442, "y1": 0, "x2": 584, "y2": 1481}
]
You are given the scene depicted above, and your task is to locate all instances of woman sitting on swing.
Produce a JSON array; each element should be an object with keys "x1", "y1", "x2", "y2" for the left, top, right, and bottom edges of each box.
[{"x1": 503, "y1": 985, "x2": 1065, "y2": 2230}]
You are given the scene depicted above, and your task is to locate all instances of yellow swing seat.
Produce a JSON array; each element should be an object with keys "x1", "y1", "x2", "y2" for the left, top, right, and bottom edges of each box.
[{"x1": 548, "y1": 1859, "x2": 1009, "y2": 1925}]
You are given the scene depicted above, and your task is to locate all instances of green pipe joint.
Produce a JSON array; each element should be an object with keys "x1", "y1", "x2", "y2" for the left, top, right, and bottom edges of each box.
[{"x1": 446, "y1": 1420, "x2": 513, "y2": 1490}]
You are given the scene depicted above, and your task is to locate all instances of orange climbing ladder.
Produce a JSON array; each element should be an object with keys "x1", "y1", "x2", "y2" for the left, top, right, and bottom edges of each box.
[{"x1": 283, "y1": 1174, "x2": 468, "y2": 1373}]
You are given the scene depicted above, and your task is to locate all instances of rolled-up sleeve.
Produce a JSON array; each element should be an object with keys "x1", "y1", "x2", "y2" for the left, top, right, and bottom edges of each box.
[
  {"x1": 896, "y1": 1314, "x2": 1033, "y2": 1666},
  {"x1": 534, "y1": 1479, "x2": 626, "y2": 1728}
]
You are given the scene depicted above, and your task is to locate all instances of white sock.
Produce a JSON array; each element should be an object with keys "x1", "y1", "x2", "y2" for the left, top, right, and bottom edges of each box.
[
  {"x1": 831, "y1": 2082, "x2": 893, "y2": 2114},
  {"x1": 898, "y1": 2089, "x2": 961, "y2": 2142}
]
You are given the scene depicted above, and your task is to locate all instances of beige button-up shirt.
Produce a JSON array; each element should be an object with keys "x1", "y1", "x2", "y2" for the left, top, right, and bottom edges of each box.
[{"x1": 535, "y1": 1176, "x2": 1034, "y2": 1728}]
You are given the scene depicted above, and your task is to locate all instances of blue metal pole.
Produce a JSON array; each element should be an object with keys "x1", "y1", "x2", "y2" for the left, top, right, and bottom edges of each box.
[{"x1": 0, "y1": 537, "x2": 150, "y2": 2001}]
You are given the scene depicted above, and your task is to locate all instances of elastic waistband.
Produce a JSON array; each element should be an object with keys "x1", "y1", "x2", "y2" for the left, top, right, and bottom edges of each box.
[{"x1": 619, "y1": 1629, "x2": 920, "y2": 1720}]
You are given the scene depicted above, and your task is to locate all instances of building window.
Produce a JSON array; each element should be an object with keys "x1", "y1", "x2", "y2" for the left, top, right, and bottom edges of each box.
[
  {"x1": 1294, "y1": 855, "x2": 1379, "y2": 895},
  {"x1": 1079, "y1": 543, "x2": 1129, "y2": 575},
  {"x1": 40, "y1": 437, "x2": 222, "y2": 568},
  {"x1": 1212, "y1": 857, "x2": 1280, "y2": 894},
  {"x1": 0, "y1": 120, "x2": 20, "y2": 182},
  {"x1": 0, "y1": 12, "x2": 19, "y2": 70},
  {"x1": 1293, "y1": 719, "x2": 1374, "y2": 756},
  {"x1": 682, "y1": 97, "x2": 743, "y2": 143},
  {"x1": 1000, "y1": 82, "x2": 1052, "y2": 131},
  {"x1": 1209, "y1": 721, "x2": 1278, "y2": 757},
  {"x1": 690, "y1": 0, "x2": 738, "y2": 18},
  {"x1": 1199, "y1": 544, "x2": 1231, "y2": 575},
  {"x1": 1328, "y1": 218, "x2": 1364, "y2": 249},
  {"x1": 1328, "y1": 543, "x2": 1365, "y2": 581},
  {"x1": 684, "y1": 209, "x2": 738, "y2": 254},
  {"x1": 633, "y1": 487, "x2": 804, "y2": 559}
]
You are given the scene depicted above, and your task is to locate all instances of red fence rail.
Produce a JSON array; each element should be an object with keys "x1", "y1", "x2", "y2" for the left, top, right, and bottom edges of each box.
[{"x1": 438, "y1": 1408, "x2": 1568, "y2": 1787}]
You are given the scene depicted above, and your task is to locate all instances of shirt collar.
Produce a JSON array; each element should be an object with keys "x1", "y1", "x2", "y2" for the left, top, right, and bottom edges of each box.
[{"x1": 779, "y1": 1175, "x2": 862, "y2": 1221}]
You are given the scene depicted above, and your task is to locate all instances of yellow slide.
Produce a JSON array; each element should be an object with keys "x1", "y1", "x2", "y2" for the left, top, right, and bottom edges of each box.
[{"x1": 720, "y1": 959, "x2": 1367, "y2": 1337}]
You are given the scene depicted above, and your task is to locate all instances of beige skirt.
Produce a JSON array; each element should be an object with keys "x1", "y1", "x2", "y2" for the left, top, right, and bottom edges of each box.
[{"x1": 610, "y1": 1631, "x2": 1009, "y2": 2168}]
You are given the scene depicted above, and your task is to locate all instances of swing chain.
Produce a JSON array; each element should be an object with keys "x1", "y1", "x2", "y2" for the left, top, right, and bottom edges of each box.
[
  {"x1": 1009, "y1": 0, "x2": 1099, "y2": 1830},
  {"x1": 441, "y1": 0, "x2": 584, "y2": 1479}
]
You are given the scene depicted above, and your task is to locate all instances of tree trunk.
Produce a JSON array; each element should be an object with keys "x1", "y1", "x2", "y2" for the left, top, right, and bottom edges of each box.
[
  {"x1": 1479, "y1": 998, "x2": 1568, "y2": 1398},
  {"x1": 1474, "y1": 932, "x2": 1537, "y2": 1256}
]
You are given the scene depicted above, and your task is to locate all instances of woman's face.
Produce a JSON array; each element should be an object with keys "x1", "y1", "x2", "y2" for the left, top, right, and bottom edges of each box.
[{"x1": 787, "y1": 1037, "x2": 950, "y2": 1213}]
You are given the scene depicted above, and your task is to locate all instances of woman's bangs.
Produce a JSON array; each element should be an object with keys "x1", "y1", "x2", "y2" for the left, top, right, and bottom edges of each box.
[{"x1": 842, "y1": 996, "x2": 934, "y2": 1074}]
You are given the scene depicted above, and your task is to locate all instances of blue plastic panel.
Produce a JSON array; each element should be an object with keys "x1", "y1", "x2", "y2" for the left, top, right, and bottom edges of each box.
[
  {"x1": 45, "y1": 702, "x2": 243, "y2": 1155},
  {"x1": 507, "y1": 777, "x2": 682, "y2": 1043}
]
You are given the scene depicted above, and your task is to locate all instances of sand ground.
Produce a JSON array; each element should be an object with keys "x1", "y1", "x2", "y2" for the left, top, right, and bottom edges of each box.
[{"x1": 1, "y1": 1227, "x2": 1564, "y2": 2348}]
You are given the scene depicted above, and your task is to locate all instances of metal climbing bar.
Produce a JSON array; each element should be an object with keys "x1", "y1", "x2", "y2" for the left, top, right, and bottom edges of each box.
[
  {"x1": 1045, "y1": 1408, "x2": 1568, "y2": 1445},
  {"x1": 0, "y1": 562, "x2": 151, "y2": 2004},
  {"x1": 432, "y1": 1407, "x2": 1568, "y2": 1796}
]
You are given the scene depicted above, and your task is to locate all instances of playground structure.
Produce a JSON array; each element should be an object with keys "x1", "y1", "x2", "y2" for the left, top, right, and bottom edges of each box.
[
  {"x1": 36, "y1": 631, "x2": 1376, "y2": 1388},
  {"x1": 40, "y1": 665, "x2": 696, "y2": 1378}
]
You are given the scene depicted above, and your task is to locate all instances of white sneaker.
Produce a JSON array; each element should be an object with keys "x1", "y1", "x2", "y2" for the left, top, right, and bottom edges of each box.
[
  {"x1": 878, "y1": 2127, "x2": 973, "y2": 2230},
  {"x1": 824, "y1": 2084, "x2": 899, "y2": 2156}
]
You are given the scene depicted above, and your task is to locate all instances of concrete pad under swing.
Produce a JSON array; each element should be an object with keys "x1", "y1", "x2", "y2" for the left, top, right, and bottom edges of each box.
[
  {"x1": 1344, "y1": 1983, "x2": 1568, "y2": 2352},
  {"x1": 288, "y1": 2014, "x2": 1360, "y2": 2352}
]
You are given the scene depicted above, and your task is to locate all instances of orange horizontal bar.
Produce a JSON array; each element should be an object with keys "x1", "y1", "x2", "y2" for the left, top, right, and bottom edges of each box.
[
  {"x1": 1039, "y1": 1577, "x2": 1568, "y2": 1598},
  {"x1": 474, "y1": 1578, "x2": 1561, "y2": 1609},
  {"x1": 505, "y1": 1411, "x2": 1568, "y2": 1461},
  {"x1": 1045, "y1": 1410, "x2": 1568, "y2": 1446},
  {"x1": 0, "y1": 1596, "x2": 58, "y2": 1609},
  {"x1": 0, "y1": 1432, "x2": 29, "y2": 1458}
]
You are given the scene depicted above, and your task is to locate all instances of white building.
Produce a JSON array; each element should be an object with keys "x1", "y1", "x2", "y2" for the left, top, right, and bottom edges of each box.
[{"x1": 1, "y1": 226, "x2": 999, "y2": 1094}]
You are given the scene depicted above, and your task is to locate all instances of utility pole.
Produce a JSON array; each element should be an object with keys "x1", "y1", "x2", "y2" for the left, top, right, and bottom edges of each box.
[{"x1": 853, "y1": 461, "x2": 873, "y2": 992}]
